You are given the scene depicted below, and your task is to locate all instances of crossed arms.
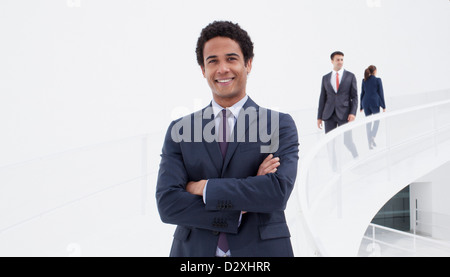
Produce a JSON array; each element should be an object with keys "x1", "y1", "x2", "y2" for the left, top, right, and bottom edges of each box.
[
  {"x1": 186, "y1": 154, "x2": 281, "y2": 196},
  {"x1": 156, "y1": 113, "x2": 299, "y2": 233}
]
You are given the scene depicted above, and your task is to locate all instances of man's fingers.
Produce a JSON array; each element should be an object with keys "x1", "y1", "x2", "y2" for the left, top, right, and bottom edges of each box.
[
  {"x1": 260, "y1": 154, "x2": 275, "y2": 168},
  {"x1": 265, "y1": 158, "x2": 280, "y2": 167},
  {"x1": 262, "y1": 154, "x2": 273, "y2": 163},
  {"x1": 262, "y1": 157, "x2": 279, "y2": 168},
  {"x1": 259, "y1": 158, "x2": 280, "y2": 174},
  {"x1": 257, "y1": 154, "x2": 281, "y2": 176},
  {"x1": 266, "y1": 161, "x2": 280, "y2": 171}
]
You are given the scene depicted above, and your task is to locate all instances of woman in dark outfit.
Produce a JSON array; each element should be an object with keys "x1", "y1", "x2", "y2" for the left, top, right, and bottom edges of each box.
[{"x1": 360, "y1": 65, "x2": 386, "y2": 149}]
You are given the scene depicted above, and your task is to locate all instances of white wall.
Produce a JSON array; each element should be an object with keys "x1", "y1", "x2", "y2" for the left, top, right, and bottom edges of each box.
[
  {"x1": 0, "y1": 0, "x2": 449, "y2": 256},
  {"x1": 414, "y1": 161, "x2": 450, "y2": 240},
  {"x1": 410, "y1": 182, "x2": 433, "y2": 236}
]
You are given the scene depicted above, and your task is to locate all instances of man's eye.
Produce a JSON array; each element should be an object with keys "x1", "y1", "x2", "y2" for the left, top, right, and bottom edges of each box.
[{"x1": 208, "y1": 60, "x2": 217, "y2": 64}]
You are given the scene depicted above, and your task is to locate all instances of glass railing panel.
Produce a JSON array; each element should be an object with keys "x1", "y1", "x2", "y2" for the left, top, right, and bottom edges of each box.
[
  {"x1": 385, "y1": 107, "x2": 435, "y2": 148},
  {"x1": 359, "y1": 223, "x2": 450, "y2": 257}
]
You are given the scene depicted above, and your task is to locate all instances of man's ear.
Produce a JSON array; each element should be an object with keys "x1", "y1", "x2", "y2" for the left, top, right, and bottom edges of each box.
[
  {"x1": 245, "y1": 58, "x2": 253, "y2": 75},
  {"x1": 201, "y1": 66, "x2": 206, "y2": 77}
]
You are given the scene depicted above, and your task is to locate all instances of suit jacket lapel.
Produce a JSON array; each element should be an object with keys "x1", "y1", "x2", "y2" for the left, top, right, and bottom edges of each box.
[
  {"x1": 325, "y1": 72, "x2": 334, "y2": 93},
  {"x1": 337, "y1": 70, "x2": 349, "y2": 93},
  {"x1": 200, "y1": 105, "x2": 223, "y2": 175},
  {"x1": 222, "y1": 97, "x2": 259, "y2": 175}
]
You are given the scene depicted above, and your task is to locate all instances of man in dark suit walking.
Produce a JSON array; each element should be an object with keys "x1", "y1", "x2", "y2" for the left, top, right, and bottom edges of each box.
[
  {"x1": 317, "y1": 51, "x2": 358, "y2": 158},
  {"x1": 156, "y1": 21, "x2": 299, "y2": 257}
]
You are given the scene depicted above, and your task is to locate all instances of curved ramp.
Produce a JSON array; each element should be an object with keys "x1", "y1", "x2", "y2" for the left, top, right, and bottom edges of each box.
[{"x1": 297, "y1": 91, "x2": 450, "y2": 256}]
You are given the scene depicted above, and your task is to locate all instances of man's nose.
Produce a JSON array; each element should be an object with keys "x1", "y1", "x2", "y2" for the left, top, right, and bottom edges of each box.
[{"x1": 217, "y1": 62, "x2": 230, "y2": 74}]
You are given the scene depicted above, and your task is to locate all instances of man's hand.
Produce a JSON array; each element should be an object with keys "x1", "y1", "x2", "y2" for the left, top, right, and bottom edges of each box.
[
  {"x1": 257, "y1": 154, "x2": 280, "y2": 176},
  {"x1": 348, "y1": 114, "x2": 356, "y2": 122},
  {"x1": 186, "y1": 179, "x2": 207, "y2": 196},
  {"x1": 317, "y1": 119, "x2": 323, "y2": 130}
]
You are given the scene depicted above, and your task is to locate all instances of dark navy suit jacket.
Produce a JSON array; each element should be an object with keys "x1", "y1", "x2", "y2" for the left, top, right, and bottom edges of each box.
[
  {"x1": 317, "y1": 70, "x2": 358, "y2": 121},
  {"x1": 156, "y1": 97, "x2": 299, "y2": 257},
  {"x1": 360, "y1": 76, "x2": 386, "y2": 113}
]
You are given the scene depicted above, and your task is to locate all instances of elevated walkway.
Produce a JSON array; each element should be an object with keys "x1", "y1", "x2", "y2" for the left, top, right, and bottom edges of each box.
[{"x1": 294, "y1": 89, "x2": 450, "y2": 256}]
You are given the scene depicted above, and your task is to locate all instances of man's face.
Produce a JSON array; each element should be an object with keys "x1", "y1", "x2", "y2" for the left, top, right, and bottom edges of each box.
[
  {"x1": 331, "y1": 55, "x2": 344, "y2": 71},
  {"x1": 201, "y1": 37, "x2": 252, "y2": 105}
]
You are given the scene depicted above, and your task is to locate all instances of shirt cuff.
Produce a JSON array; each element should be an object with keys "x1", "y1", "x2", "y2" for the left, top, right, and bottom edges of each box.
[{"x1": 202, "y1": 180, "x2": 208, "y2": 204}]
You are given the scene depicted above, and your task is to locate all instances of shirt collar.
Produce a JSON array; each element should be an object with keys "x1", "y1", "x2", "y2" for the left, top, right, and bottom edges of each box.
[
  {"x1": 333, "y1": 68, "x2": 344, "y2": 76},
  {"x1": 211, "y1": 94, "x2": 249, "y2": 119}
]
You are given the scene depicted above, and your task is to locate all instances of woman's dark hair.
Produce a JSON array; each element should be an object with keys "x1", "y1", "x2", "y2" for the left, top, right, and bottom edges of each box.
[
  {"x1": 330, "y1": 51, "x2": 344, "y2": 60},
  {"x1": 364, "y1": 65, "x2": 377, "y2": 81},
  {"x1": 196, "y1": 21, "x2": 254, "y2": 67}
]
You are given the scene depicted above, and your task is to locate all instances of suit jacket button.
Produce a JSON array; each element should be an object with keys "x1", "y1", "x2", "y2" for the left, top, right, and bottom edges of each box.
[{"x1": 212, "y1": 231, "x2": 219, "y2": 235}]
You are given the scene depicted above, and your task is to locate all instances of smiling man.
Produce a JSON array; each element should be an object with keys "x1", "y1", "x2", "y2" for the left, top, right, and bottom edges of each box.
[
  {"x1": 201, "y1": 36, "x2": 251, "y2": 107},
  {"x1": 156, "y1": 21, "x2": 299, "y2": 257}
]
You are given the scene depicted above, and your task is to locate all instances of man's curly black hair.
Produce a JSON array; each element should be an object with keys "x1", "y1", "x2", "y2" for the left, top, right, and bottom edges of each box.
[{"x1": 196, "y1": 21, "x2": 254, "y2": 67}]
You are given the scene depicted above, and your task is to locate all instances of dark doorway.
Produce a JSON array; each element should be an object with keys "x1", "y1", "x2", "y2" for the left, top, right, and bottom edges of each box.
[{"x1": 371, "y1": 186, "x2": 410, "y2": 231}]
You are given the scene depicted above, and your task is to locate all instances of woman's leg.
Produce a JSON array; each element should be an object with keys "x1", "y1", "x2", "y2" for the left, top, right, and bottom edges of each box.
[{"x1": 364, "y1": 109, "x2": 374, "y2": 149}]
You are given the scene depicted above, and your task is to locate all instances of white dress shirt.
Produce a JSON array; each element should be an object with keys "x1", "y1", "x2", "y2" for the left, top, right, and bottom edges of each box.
[
  {"x1": 331, "y1": 68, "x2": 344, "y2": 93},
  {"x1": 210, "y1": 94, "x2": 248, "y2": 137}
]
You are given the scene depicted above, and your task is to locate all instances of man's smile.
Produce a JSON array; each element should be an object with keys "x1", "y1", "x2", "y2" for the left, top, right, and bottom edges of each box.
[{"x1": 215, "y1": 77, "x2": 235, "y2": 85}]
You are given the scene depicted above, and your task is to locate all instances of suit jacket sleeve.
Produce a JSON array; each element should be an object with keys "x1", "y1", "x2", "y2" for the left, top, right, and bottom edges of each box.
[
  {"x1": 205, "y1": 113, "x2": 299, "y2": 213},
  {"x1": 156, "y1": 120, "x2": 241, "y2": 234},
  {"x1": 317, "y1": 76, "x2": 327, "y2": 120},
  {"x1": 378, "y1": 78, "x2": 386, "y2": 109},
  {"x1": 350, "y1": 73, "x2": 358, "y2": 115},
  {"x1": 360, "y1": 80, "x2": 365, "y2": 111}
]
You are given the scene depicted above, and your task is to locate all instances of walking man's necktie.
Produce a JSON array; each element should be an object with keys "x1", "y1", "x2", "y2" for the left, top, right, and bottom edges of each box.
[
  {"x1": 336, "y1": 72, "x2": 340, "y2": 92},
  {"x1": 217, "y1": 109, "x2": 230, "y2": 256}
]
